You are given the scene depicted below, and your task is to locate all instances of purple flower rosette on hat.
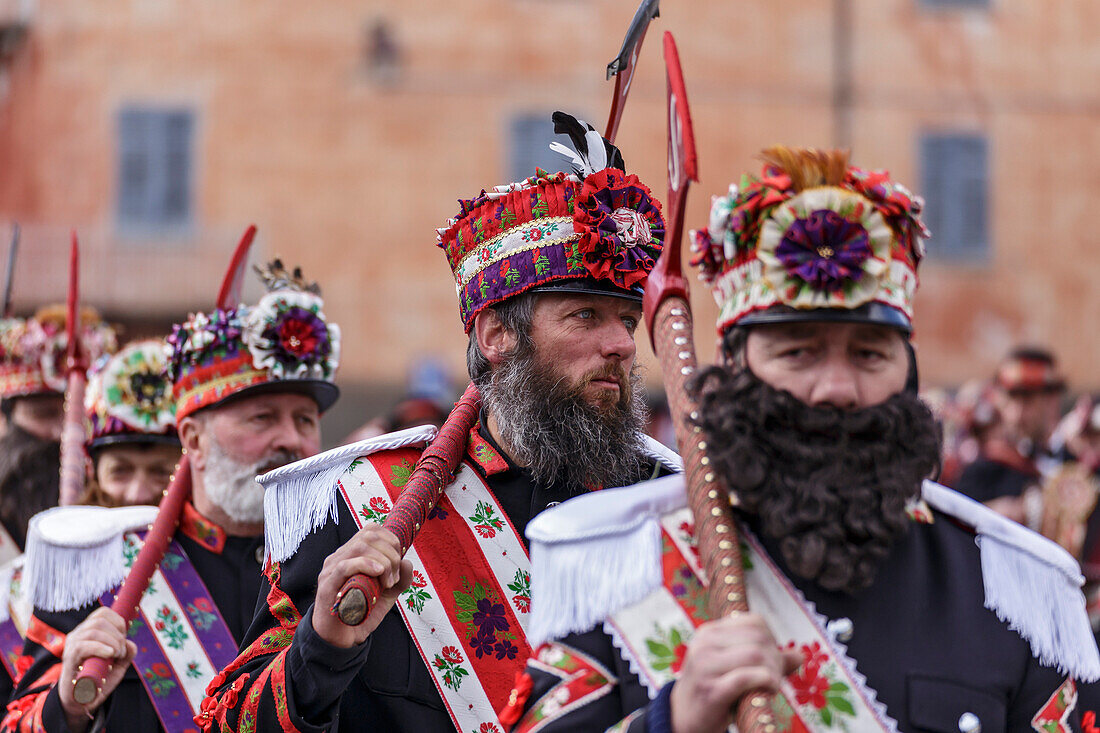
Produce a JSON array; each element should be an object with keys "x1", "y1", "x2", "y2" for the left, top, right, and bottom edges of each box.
[
  {"x1": 758, "y1": 187, "x2": 893, "y2": 309},
  {"x1": 775, "y1": 209, "x2": 872, "y2": 294}
]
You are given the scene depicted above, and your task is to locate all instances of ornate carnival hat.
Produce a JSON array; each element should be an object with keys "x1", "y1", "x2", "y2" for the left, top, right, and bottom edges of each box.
[
  {"x1": 0, "y1": 306, "x2": 118, "y2": 400},
  {"x1": 438, "y1": 112, "x2": 665, "y2": 332},
  {"x1": 995, "y1": 348, "x2": 1066, "y2": 395},
  {"x1": 165, "y1": 260, "x2": 341, "y2": 420},
  {"x1": 690, "y1": 147, "x2": 929, "y2": 335},
  {"x1": 84, "y1": 340, "x2": 178, "y2": 455}
]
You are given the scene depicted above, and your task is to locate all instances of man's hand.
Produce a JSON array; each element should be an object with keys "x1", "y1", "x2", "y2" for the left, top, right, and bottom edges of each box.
[
  {"x1": 58, "y1": 607, "x2": 136, "y2": 733},
  {"x1": 312, "y1": 524, "x2": 413, "y2": 649},
  {"x1": 670, "y1": 613, "x2": 800, "y2": 733}
]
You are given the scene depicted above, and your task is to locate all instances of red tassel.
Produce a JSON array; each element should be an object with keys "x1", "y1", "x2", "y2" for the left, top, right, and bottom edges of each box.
[{"x1": 497, "y1": 670, "x2": 534, "y2": 729}]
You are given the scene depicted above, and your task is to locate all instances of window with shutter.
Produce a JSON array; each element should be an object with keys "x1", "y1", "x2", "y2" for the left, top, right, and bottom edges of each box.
[
  {"x1": 116, "y1": 106, "x2": 194, "y2": 236},
  {"x1": 920, "y1": 0, "x2": 989, "y2": 8},
  {"x1": 919, "y1": 132, "x2": 989, "y2": 263},
  {"x1": 508, "y1": 113, "x2": 578, "y2": 185}
]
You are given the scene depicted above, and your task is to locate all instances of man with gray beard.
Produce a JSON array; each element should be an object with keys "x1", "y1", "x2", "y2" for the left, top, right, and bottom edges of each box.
[
  {"x1": 5, "y1": 260, "x2": 342, "y2": 733},
  {"x1": 201, "y1": 113, "x2": 680, "y2": 733}
]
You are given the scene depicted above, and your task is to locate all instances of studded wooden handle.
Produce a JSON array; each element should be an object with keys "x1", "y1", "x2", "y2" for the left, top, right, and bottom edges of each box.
[
  {"x1": 652, "y1": 296, "x2": 777, "y2": 731},
  {"x1": 334, "y1": 384, "x2": 481, "y2": 626},
  {"x1": 57, "y1": 370, "x2": 87, "y2": 507}
]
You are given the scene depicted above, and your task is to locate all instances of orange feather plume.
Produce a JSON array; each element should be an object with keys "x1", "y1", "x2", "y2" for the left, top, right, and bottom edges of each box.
[{"x1": 759, "y1": 146, "x2": 850, "y2": 192}]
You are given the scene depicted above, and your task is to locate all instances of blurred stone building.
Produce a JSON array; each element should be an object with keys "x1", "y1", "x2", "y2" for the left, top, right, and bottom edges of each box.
[{"x1": 0, "y1": 0, "x2": 1096, "y2": 439}]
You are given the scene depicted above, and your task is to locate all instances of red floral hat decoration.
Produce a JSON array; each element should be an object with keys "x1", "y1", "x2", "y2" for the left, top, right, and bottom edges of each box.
[
  {"x1": 165, "y1": 260, "x2": 340, "y2": 420},
  {"x1": 437, "y1": 112, "x2": 665, "y2": 332},
  {"x1": 0, "y1": 306, "x2": 118, "y2": 400},
  {"x1": 690, "y1": 147, "x2": 929, "y2": 336}
]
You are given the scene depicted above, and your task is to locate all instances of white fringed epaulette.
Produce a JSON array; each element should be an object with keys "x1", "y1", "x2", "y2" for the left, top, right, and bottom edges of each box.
[
  {"x1": 922, "y1": 481, "x2": 1100, "y2": 682},
  {"x1": 527, "y1": 475, "x2": 1100, "y2": 683},
  {"x1": 260, "y1": 425, "x2": 437, "y2": 564},
  {"x1": 639, "y1": 435, "x2": 683, "y2": 473},
  {"x1": 527, "y1": 473, "x2": 685, "y2": 645},
  {"x1": 23, "y1": 505, "x2": 160, "y2": 612}
]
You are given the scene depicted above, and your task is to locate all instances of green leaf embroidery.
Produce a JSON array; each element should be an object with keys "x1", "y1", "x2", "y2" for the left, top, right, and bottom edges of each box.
[
  {"x1": 453, "y1": 590, "x2": 476, "y2": 611},
  {"x1": 390, "y1": 460, "x2": 413, "y2": 488}
]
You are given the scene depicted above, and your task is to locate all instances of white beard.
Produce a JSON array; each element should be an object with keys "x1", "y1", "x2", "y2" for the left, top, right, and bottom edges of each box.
[{"x1": 202, "y1": 441, "x2": 280, "y2": 524}]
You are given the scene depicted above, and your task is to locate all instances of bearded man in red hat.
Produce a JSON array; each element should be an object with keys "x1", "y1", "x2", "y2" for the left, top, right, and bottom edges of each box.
[{"x1": 200, "y1": 113, "x2": 680, "y2": 733}]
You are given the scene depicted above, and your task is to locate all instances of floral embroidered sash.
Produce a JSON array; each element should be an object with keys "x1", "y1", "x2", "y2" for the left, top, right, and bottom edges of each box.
[
  {"x1": 105, "y1": 534, "x2": 238, "y2": 733},
  {"x1": 604, "y1": 507, "x2": 899, "y2": 733},
  {"x1": 0, "y1": 557, "x2": 29, "y2": 681},
  {"x1": 338, "y1": 447, "x2": 532, "y2": 733}
]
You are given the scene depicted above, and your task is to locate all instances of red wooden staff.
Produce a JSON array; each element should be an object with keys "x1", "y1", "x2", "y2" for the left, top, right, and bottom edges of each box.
[
  {"x1": 72, "y1": 225, "x2": 257, "y2": 705},
  {"x1": 334, "y1": 0, "x2": 661, "y2": 629},
  {"x1": 643, "y1": 32, "x2": 775, "y2": 731},
  {"x1": 334, "y1": 383, "x2": 481, "y2": 625},
  {"x1": 58, "y1": 232, "x2": 88, "y2": 507}
]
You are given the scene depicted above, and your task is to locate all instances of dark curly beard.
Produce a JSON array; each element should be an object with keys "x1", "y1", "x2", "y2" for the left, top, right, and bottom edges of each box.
[
  {"x1": 480, "y1": 344, "x2": 650, "y2": 491},
  {"x1": 689, "y1": 364, "x2": 942, "y2": 595}
]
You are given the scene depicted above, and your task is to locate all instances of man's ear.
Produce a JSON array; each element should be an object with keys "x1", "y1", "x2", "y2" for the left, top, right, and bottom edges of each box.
[
  {"x1": 177, "y1": 415, "x2": 208, "y2": 472},
  {"x1": 473, "y1": 309, "x2": 516, "y2": 367}
]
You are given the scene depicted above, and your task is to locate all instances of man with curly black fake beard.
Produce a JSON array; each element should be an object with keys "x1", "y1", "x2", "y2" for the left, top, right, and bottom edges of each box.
[{"x1": 507, "y1": 148, "x2": 1100, "y2": 732}]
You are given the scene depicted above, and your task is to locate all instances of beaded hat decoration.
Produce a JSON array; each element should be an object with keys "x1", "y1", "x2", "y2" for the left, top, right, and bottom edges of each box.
[
  {"x1": 85, "y1": 339, "x2": 178, "y2": 453},
  {"x1": 165, "y1": 260, "x2": 341, "y2": 420},
  {"x1": 690, "y1": 147, "x2": 930, "y2": 335},
  {"x1": 0, "y1": 305, "x2": 118, "y2": 400},
  {"x1": 437, "y1": 111, "x2": 665, "y2": 333}
]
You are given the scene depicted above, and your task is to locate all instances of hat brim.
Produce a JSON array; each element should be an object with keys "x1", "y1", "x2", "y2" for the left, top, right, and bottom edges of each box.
[
  {"x1": 87, "y1": 432, "x2": 181, "y2": 456},
  {"x1": 528, "y1": 277, "x2": 643, "y2": 303},
  {"x1": 736, "y1": 302, "x2": 912, "y2": 334},
  {"x1": 202, "y1": 379, "x2": 341, "y2": 415}
]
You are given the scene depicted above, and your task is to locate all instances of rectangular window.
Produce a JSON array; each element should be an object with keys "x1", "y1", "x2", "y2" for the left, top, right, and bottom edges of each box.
[
  {"x1": 919, "y1": 132, "x2": 989, "y2": 262},
  {"x1": 508, "y1": 112, "x2": 578, "y2": 185},
  {"x1": 116, "y1": 106, "x2": 194, "y2": 235},
  {"x1": 920, "y1": 0, "x2": 989, "y2": 8}
]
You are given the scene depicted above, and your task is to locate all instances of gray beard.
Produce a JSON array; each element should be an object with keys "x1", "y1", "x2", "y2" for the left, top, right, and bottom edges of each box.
[
  {"x1": 480, "y1": 347, "x2": 650, "y2": 491},
  {"x1": 203, "y1": 441, "x2": 298, "y2": 525}
]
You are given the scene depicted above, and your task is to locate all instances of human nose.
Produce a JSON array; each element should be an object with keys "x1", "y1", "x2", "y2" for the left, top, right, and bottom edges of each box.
[
  {"x1": 600, "y1": 319, "x2": 638, "y2": 364},
  {"x1": 808, "y1": 355, "x2": 861, "y2": 411},
  {"x1": 269, "y1": 413, "x2": 308, "y2": 458}
]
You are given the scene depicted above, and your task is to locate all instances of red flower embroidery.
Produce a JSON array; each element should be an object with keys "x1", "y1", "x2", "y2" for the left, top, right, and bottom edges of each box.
[
  {"x1": 151, "y1": 663, "x2": 171, "y2": 677},
  {"x1": 277, "y1": 318, "x2": 319, "y2": 357},
  {"x1": 441, "y1": 646, "x2": 463, "y2": 664},
  {"x1": 475, "y1": 524, "x2": 497, "y2": 538},
  {"x1": 789, "y1": 663, "x2": 830, "y2": 709},
  {"x1": 155, "y1": 621, "x2": 166, "y2": 631},
  {"x1": 512, "y1": 595, "x2": 531, "y2": 613},
  {"x1": 670, "y1": 643, "x2": 688, "y2": 674},
  {"x1": 480, "y1": 724, "x2": 501, "y2": 733},
  {"x1": 13, "y1": 655, "x2": 32, "y2": 680},
  {"x1": 369, "y1": 497, "x2": 391, "y2": 514},
  {"x1": 800, "y1": 642, "x2": 828, "y2": 673},
  {"x1": 193, "y1": 597, "x2": 214, "y2": 613},
  {"x1": 412, "y1": 571, "x2": 427, "y2": 588}
]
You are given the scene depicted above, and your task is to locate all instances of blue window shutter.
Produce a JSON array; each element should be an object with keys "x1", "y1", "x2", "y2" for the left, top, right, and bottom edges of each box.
[
  {"x1": 919, "y1": 132, "x2": 989, "y2": 262},
  {"x1": 116, "y1": 106, "x2": 194, "y2": 234},
  {"x1": 508, "y1": 113, "x2": 574, "y2": 184}
]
